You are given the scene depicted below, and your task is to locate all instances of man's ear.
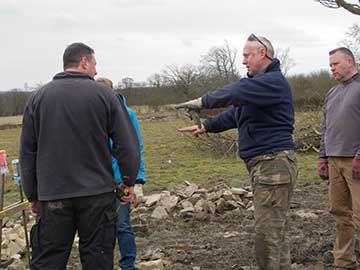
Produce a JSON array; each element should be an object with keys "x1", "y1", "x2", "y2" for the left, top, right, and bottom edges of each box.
[
  {"x1": 348, "y1": 57, "x2": 355, "y2": 67},
  {"x1": 260, "y1": 47, "x2": 267, "y2": 59},
  {"x1": 79, "y1": 56, "x2": 88, "y2": 70}
]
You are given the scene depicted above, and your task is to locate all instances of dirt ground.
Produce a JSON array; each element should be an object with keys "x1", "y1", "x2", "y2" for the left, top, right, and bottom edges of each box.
[
  {"x1": 135, "y1": 180, "x2": 336, "y2": 270},
  {"x1": 62, "y1": 179, "x2": 354, "y2": 270}
]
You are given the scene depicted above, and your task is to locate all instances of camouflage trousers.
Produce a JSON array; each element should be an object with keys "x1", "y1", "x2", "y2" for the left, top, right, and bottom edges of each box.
[{"x1": 246, "y1": 150, "x2": 298, "y2": 270}]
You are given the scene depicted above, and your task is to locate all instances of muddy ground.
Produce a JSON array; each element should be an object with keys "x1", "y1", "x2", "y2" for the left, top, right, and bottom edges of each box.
[{"x1": 64, "y1": 179, "x2": 351, "y2": 270}]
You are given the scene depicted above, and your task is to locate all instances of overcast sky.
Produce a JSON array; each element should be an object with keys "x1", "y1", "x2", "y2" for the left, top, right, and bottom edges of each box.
[{"x1": 1, "y1": 0, "x2": 359, "y2": 91}]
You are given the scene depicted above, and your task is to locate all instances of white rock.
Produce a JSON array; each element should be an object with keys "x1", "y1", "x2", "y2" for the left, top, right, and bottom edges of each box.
[
  {"x1": 224, "y1": 231, "x2": 240, "y2": 238},
  {"x1": 151, "y1": 206, "x2": 168, "y2": 219},
  {"x1": 181, "y1": 200, "x2": 194, "y2": 210},
  {"x1": 295, "y1": 210, "x2": 319, "y2": 220},
  {"x1": 7, "y1": 233, "x2": 18, "y2": 241},
  {"x1": 137, "y1": 259, "x2": 165, "y2": 270},
  {"x1": 8, "y1": 241, "x2": 23, "y2": 255},
  {"x1": 206, "y1": 201, "x2": 216, "y2": 215},
  {"x1": 161, "y1": 191, "x2": 171, "y2": 197},
  {"x1": 184, "y1": 183, "x2": 198, "y2": 197},
  {"x1": 194, "y1": 199, "x2": 206, "y2": 212},
  {"x1": 247, "y1": 205, "x2": 255, "y2": 212},
  {"x1": 145, "y1": 194, "x2": 162, "y2": 207},
  {"x1": 222, "y1": 190, "x2": 233, "y2": 200},
  {"x1": 231, "y1": 187, "x2": 248, "y2": 195},
  {"x1": 159, "y1": 195, "x2": 179, "y2": 212}
]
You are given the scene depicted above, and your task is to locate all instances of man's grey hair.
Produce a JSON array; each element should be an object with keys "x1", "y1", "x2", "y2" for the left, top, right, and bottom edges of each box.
[
  {"x1": 329, "y1": 47, "x2": 356, "y2": 66},
  {"x1": 247, "y1": 34, "x2": 274, "y2": 59}
]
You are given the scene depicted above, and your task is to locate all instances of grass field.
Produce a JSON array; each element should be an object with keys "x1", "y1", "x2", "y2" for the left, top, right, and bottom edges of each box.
[
  {"x1": 0, "y1": 115, "x2": 22, "y2": 126},
  {"x1": 0, "y1": 111, "x2": 320, "y2": 207}
]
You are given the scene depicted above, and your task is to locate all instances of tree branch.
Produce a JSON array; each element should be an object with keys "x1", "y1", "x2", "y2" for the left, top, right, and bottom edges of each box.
[{"x1": 317, "y1": 0, "x2": 360, "y2": 15}]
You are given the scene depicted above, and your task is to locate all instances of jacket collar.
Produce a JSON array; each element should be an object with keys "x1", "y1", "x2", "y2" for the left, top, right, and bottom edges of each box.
[
  {"x1": 342, "y1": 72, "x2": 359, "y2": 86},
  {"x1": 264, "y1": 58, "x2": 281, "y2": 73},
  {"x1": 53, "y1": 71, "x2": 94, "y2": 81},
  {"x1": 247, "y1": 58, "x2": 281, "y2": 78}
]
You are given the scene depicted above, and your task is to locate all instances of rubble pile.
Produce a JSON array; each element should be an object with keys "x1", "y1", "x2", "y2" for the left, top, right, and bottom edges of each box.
[
  {"x1": 0, "y1": 181, "x2": 255, "y2": 269},
  {"x1": 133, "y1": 181, "x2": 254, "y2": 221},
  {"x1": 0, "y1": 218, "x2": 32, "y2": 270},
  {"x1": 129, "y1": 182, "x2": 255, "y2": 269}
]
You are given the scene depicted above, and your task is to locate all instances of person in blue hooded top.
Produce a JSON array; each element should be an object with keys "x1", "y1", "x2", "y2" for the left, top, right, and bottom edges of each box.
[{"x1": 96, "y1": 77, "x2": 146, "y2": 270}]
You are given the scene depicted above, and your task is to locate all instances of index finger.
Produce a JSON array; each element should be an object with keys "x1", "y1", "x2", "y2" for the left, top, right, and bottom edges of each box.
[{"x1": 177, "y1": 126, "x2": 196, "y2": 132}]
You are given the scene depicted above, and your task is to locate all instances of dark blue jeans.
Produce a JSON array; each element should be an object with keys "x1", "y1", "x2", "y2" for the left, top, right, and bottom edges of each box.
[{"x1": 117, "y1": 202, "x2": 136, "y2": 270}]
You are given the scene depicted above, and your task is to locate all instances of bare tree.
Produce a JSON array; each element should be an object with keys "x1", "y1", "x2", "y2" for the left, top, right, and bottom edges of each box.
[
  {"x1": 200, "y1": 40, "x2": 239, "y2": 83},
  {"x1": 275, "y1": 47, "x2": 296, "y2": 76},
  {"x1": 161, "y1": 64, "x2": 199, "y2": 97},
  {"x1": 316, "y1": 0, "x2": 360, "y2": 15},
  {"x1": 147, "y1": 73, "x2": 164, "y2": 88},
  {"x1": 121, "y1": 77, "x2": 134, "y2": 89},
  {"x1": 339, "y1": 23, "x2": 360, "y2": 67}
]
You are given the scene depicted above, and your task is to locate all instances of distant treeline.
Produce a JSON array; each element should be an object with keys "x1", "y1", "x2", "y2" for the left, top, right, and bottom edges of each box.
[
  {"x1": 122, "y1": 69, "x2": 337, "y2": 111},
  {"x1": 0, "y1": 90, "x2": 30, "y2": 116},
  {"x1": 0, "y1": 70, "x2": 337, "y2": 117}
]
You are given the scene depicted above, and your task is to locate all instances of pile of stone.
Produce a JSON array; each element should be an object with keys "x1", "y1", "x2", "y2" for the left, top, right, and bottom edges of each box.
[
  {"x1": 0, "y1": 218, "x2": 33, "y2": 269},
  {"x1": 133, "y1": 181, "x2": 254, "y2": 220}
]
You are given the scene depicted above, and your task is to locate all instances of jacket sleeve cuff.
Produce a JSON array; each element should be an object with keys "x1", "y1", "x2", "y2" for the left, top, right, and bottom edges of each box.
[{"x1": 121, "y1": 176, "x2": 135, "y2": 187}]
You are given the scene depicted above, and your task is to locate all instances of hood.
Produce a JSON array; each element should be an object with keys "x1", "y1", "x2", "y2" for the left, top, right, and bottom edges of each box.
[{"x1": 116, "y1": 92, "x2": 127, "y2": 106}]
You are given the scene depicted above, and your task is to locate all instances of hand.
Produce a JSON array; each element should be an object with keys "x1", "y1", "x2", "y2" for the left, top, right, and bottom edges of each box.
[
  {"x1": 177, "y1": 124, "x2": 206, "y2": 137},
  {"x1": 318, "y1": 158, "x2": 329, "y2": 180},
  {"x1": 30, "y1": 200, "x2": 40, "y2": 215},
  {"x1": 120, "y1": 185, "x2": 135, "y2": 205},
  {"x1": 352, "y1": 155, "x2": 360, "y2": 180},
  {"x1": 174, "y1": 98, "x2": 202, "y2": 110}
]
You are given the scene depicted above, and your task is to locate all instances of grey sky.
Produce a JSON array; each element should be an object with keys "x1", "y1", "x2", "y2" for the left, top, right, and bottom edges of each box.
[{"x1": 0, "y1": 0, "x2": 358, "y2": 90}]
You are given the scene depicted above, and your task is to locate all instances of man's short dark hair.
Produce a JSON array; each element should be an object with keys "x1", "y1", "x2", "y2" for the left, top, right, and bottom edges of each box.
[
  {"x1": 329, "y1": 47, "x2": 356, "y2": 64},
  {"x1": 63, "y1": 42, "x2": 94, "y2": 70}
]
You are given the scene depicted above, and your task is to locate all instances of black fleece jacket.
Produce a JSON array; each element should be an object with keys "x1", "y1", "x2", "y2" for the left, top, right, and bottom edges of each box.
[{"x1": 19, "y1": 71, "x2": 140, "y2": 201}]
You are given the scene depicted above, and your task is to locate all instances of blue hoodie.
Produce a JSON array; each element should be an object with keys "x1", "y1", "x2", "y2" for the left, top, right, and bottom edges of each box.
[
  {"x1": 110, "y1": 93, "x2": 146, "y2": 184},
  {"x1": 202, "y1": 59, "x2": 295, "y2": 160}
]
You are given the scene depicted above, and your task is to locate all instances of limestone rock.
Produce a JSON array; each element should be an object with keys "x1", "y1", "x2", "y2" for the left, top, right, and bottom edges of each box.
[
  {"x1": 137, "y1": 259, "x2": 165, "y2": 270},
  {"x1": 145, "y1": 194, "x2": 162, "y2": 207},
  {"x1": 151, "y1": 206, "x2": 168, "y2": 219}
]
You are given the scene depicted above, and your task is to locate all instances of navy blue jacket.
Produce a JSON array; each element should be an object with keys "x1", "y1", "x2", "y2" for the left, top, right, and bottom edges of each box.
[{"x1": 202, "y1": 59, "x2": 295, "y2": 160}]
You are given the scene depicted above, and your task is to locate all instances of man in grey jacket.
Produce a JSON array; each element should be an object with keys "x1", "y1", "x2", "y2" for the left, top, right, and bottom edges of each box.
[
  {"x1": 19, "y1": 42, "x2": 140, "y2": 270},
  {"x1": 318, "y1": 47, "x2": 360, "y2": 270}
]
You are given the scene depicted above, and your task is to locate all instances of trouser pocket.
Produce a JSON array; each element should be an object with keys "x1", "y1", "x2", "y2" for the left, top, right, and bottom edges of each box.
[
  {"x1": 102, "y1": 205, "x2": 117, "y2": 252},
  {"x1": 248, "y1": 151, "x2": 297, "y2": 186},
  {"x1": 30, "y1": 217, "x2": 41, "y2": 256}
]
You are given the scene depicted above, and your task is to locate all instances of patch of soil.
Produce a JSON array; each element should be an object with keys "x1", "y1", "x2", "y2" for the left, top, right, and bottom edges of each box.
[{"x1": 135, "y1": 180, "x2": 335, "y2": 270}]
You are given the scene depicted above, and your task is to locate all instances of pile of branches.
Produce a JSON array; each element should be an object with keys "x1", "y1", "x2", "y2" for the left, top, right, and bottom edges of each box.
[
  {"x1": 190, "y1": 126, "x2": 322, "y2": 157},
  {"x1": 294, "y1": 126, "x2": 322, "y2": 152},
  {"x1": 180, "y1": 109, "x2": 322, "y2": 157},
  {"x1": 186, "y1": 132, "x2": 238, "y2": 158},
  {"x1": 182, "y1": 112, "x2": 323, "y2": 156}
]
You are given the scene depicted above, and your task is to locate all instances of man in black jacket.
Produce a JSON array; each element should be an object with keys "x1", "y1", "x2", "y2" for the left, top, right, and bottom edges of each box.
[{"x1": 19, "y1": 42, "x2": 140, "y2": 270}]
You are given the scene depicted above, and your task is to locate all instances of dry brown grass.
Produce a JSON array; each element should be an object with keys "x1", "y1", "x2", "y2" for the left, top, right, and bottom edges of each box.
[{"x1": 0, "y1": 115, "x2": 22, "y2": 126}]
